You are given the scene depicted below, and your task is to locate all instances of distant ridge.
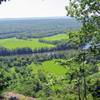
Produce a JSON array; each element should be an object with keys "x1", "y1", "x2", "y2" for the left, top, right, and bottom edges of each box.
[{"x1": 0, "y1": 16, "x2": 72, "y2": 21}]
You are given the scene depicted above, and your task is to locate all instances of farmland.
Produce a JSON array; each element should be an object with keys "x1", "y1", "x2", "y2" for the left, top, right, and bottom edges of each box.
[
  {"x1": 0, "y1": 37, "x2": 54, "y2": 50},
  {"x1": 42, "y1": 34, "x2": 69, "y2": 41},
  {"x1": 0, "y1": 33, "x2": 70, "y2": 50}
]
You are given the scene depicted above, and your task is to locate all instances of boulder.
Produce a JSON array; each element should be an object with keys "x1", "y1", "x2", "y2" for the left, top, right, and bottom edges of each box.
[{"x1": 1, "y1": 92, "x2": 35, "y2": 100}]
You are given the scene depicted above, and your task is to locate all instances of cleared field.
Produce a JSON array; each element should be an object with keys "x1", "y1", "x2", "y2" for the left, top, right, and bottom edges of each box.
[
  {"x1": 42, "y1": 34, "x2": 69, "y2": 41},
  {"x1": 0, "y1": 38, "x2": 54, "y2": 50},
  {"x1": 29, "y1": 60, "x2": 67, "y2": 76}
]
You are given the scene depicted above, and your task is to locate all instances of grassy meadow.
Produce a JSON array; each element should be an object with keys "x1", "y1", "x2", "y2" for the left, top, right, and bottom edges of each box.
[
  {"x1": 29, "y1": 60, "x2": 67, "y2": 76},
  {"x1": 42, "y1": 34, "x2": 69, "y2": 41},
  {"x1": 0, "y1": 37, "x2": 54, "y2": 50},
  {"x1": 0, "y1": 33, "x2": 68, "y2": 50}
]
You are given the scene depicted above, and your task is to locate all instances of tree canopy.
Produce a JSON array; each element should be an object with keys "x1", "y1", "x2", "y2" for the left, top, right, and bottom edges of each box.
[
  {"x1": 65, "y1": 1, "x2": 100, "y2": 99},
  {"x1": 0, "y1": 0, "x2": 9, "y2": 4},
  {"x1": 66, "y1": 0, "x2": 100, "y2": 33},
  {"x1": 66, "y1": 0, "x2": 100, "y2": 48}
]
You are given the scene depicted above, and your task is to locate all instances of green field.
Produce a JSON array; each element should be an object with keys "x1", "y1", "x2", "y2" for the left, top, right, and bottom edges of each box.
[
  {"x1": 42, "y1": 34, "x2": 69, "y2": 41},
  {"x1": 0, "y1": 38, "x2": 54, "y2": 50},
  {"x1": 29, "y1": 60, "x2": 67, "y2": 76},
  {"x1": 0, "y1": 34, "x2": 69, "y2": 50}
]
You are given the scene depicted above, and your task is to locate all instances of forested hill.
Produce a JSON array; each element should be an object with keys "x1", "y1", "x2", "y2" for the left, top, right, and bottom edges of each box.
[{"x1": 0, "y1": 17, "x2": 81, "y2": 39}]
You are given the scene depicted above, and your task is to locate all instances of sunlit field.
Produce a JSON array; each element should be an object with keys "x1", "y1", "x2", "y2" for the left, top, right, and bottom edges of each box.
[
  {"x1": 29, "y1": 60, "x2": 67, "y2": 76},
  {"x1": 0, "y1": 37, "x2": 54, "y2": 50},
  {"x1": 42, "y1": 34, "x2": 69, "y2": 41}
]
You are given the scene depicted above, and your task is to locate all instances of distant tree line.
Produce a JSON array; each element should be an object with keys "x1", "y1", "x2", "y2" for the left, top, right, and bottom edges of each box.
[
  {"x1": 0, "y1": 42, "x2": 78, "y2": 56},
  {"x1": 0, "y1": 47, "x2": 33, "y2": 56}
]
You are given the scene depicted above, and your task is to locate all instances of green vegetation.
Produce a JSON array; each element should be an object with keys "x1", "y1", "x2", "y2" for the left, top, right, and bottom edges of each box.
[
  {"x1": 42, "y1": 34, "x2": 69, "y2": 41},
  {"x1": 0, "y1": 0, "x2": 100, "y2": 99},
  {"x1": 30, "y1": 60, "x2": 67, "y2": 76},
  {"x1": 0, "y1": 38, "x2": 54, "y2": 50}
]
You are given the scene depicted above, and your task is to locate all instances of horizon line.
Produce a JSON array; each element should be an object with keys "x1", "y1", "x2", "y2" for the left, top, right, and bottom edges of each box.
[{"x1": 0, "y1": 16, "x2": 72, "y2": 20}]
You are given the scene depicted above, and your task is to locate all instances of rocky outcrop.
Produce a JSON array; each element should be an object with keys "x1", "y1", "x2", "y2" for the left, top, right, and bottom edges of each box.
[{"x1": 1, "y1": 92, "x2": 35, "y2": 100}]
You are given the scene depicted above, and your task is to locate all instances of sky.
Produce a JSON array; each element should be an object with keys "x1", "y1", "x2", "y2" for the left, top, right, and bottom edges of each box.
[{"x1": 0, "y1": 0, "x2": 69, "y2": 18}]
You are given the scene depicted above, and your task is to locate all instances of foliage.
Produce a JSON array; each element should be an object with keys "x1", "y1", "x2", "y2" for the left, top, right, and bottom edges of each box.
[
  {"x1": 0, "y1": 0, "x2": 8, "y2": 4},
  {"x1": 65, "y1": 0, "x2": 100, "y2": 99},
  {"x1": 0, "y1": 0, "x2": 100, "y2": 99},
  {"x1": 66, "y1": 0, "x2": 100, "y2": 43}
]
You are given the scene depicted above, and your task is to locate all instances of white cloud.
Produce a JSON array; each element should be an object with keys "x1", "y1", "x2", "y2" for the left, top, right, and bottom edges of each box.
[{"x1": 0, "y1": 0, "x2": 69, "y2": 18}]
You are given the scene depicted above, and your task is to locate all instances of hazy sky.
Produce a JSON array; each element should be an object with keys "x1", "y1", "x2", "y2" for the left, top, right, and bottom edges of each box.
[{"x1": 0, "y1": 0, "x2": 69, "y2": 18}]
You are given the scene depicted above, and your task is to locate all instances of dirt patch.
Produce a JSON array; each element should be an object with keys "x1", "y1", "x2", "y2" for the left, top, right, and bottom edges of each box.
[{"x1": 1, "y1": 92, "x2": 35, "y2": 100}]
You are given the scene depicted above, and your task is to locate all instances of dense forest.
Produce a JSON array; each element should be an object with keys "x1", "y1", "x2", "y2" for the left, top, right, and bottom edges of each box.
[{"x1": 0, "y1": 0, "x2": 100, "y2": 100}]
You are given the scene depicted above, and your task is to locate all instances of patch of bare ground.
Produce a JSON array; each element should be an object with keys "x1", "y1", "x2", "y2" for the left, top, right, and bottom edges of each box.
[{"x1": 1, "y1": 92, "x2": 35, "y2": 100}]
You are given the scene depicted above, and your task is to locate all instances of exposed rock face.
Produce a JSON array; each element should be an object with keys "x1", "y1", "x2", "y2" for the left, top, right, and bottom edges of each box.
[{"x1": 1, "y1": 92, "x2": 35, "y2": 100}]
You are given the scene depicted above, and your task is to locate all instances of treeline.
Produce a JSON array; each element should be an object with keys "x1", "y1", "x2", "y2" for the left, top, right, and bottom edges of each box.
[
  {"x1": 0, "y1": 31, "x2": 61, "y2": 39},
  {"x1": 0, "y1": 53, "x2": 65, "y2": 69},
  {"x1": 0, "y1": 18, "x2": 81, "y2": 39},
  {"x1": 16, "y1": 32, "x2": 61, "y2": 39},
  {"x1": 0, "y1": 47, "x2": 33, "y2": 56},
  {"x1": 0, "y1": 43, "x2": 76, "y2": 56},
  {"x1": 0, "y1": 47, "x2": 66, "y2": 62}
]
